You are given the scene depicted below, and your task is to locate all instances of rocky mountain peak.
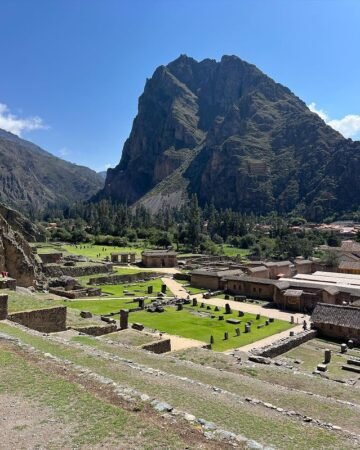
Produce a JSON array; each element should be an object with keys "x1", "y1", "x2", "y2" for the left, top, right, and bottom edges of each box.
[{"x1": 97, "y1": 55, "x2": 360, "y2": 220}]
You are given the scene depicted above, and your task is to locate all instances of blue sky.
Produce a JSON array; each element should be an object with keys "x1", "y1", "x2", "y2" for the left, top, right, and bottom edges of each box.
[{"x1": 0, "y1": 0, "x2": 359, "y2": 171}]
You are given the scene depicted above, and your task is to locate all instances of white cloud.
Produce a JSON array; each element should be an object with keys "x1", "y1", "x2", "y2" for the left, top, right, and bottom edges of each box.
[
  {"x1": 328, "y1": 115, "x2": 360, "y2": 140},
  {"x1": 308, "y1": 102, "x2": 360, "y2": 139},
  {"x1": 308, "y1": 102, "x2": 329, "y2": 122},
  {"x1": 0, "y1": 103, "x2": 47, "y2": 136}
]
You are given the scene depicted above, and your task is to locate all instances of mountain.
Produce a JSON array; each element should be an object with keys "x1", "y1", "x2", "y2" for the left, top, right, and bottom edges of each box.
[
  {"x1": 97, "y1": 55, "x2": 360, "y2": 220},
  {"x1": 97, "y1": 171, "x2": 107, "y2": 180},
  {"x1": 0, "y1": 129, "x2": 104, "y2": 212}
]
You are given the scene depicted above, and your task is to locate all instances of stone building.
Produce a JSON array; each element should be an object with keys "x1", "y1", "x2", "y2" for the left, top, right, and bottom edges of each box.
[
  {"x1": 224, "y1": 275, "x2": 283, "y2": 301},
  {"x1": 111, "y1": 252, "x2": 136, "y2": 264},
  {"x1": 311, "y1": 303, "x2": 360, "y2": 343},
  {"x1": 142, "y1": 250, "x2": 177, "y2": 268},
  {"x1": 191, "y1": 268, "x2": 243, "y2": 290},
  {"x1": 265, "y1": 261, "x2": 292, "y2": 279},
  {"x1": 246, "y1": 265, "x2": 270, "y2": 278},
  {"x1": 338, "y1": 261, "x2": 360, "y2": 275},
  {"x1": 294, "y1": 259, "x2": 313, "y2": 274}
]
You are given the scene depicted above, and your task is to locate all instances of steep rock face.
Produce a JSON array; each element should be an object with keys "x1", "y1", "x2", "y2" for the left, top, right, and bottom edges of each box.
[
  {"x1": 99, "y1": 55, "x2": 360, "y2": 219},
  {"x1": 0, "y1": 203, "x2": 43, "y2": 241},
  {"x1": 0, "y1": 129, "x2": 104, "y2": 212},
  {"x1": 101, "y1": 62, "x2": 205, "y2": 204},
  {"x1": 0, "y1": 205, "x2": 41, "y2": 286}
]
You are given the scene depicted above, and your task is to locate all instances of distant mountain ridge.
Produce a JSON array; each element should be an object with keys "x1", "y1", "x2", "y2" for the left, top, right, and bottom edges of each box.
[
  {"x1": 0, "y1": 129, "x2": 103, "y2": 212},
  {"x1": 97, "y1": 54, "x2": 360, "y2": 220}
]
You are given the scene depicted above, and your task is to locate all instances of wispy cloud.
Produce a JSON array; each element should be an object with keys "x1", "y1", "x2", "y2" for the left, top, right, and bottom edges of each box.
[
  {"x1": 0, "y1": 103, "x2": 47, "y2": 136},
  {"x1": 308, "y1": 102, "x2": 360, "y2": 139}
]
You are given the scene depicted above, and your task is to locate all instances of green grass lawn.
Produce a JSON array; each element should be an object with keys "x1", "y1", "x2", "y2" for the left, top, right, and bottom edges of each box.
[
  {"x1": 130, "y1": 305, "x2": 293, "y2": 352},
  {"x1": 62, "y1": 244, "x2": 144, "y2": 260},
  {"x1": 76, "y1": 267, "x2": 144, "y2": 285},
  {"x1": 6, "y1": 290, "x2": 64, "y2": 313},
  {"x1": 66, "y1": 298, "x2": 147, "y2": 315},
  {"x1": 220, "y1": 244, "x2": 251, "y2": 258},
  {"x1": 99, "y1": 278, "x2": 167, "y2": 297}
]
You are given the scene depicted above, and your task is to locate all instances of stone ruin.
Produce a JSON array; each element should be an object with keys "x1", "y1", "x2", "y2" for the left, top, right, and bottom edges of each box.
[{"x1": 47, "y1": 275, "x2": 101, "y2": 299}]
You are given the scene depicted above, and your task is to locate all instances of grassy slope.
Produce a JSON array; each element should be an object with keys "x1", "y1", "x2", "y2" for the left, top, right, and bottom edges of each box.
[
  {"x1": 0, "y1": 323, "x2": 353, "y2": 449},
  {"x1": 0, "y1": 344, "x2": 193, "y2": 449}
]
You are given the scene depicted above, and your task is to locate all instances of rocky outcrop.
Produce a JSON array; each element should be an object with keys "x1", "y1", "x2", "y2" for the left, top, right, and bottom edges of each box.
[
  {"x1": 98, "y1": 54, "x2": 360, "y2": 220},
  {"x1": 0, "y1": 203, "x2": 43, "y2": 241},
  {"x1": 0, "y1": 205, "x2": 41, "y2": 286}
]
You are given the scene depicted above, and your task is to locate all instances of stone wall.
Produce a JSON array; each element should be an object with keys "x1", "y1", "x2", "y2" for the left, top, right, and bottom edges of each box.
[
  {"x1": 252, "y1": 330, "x2": 317, "y2": 358},
  {"x1": 0, "y1": 278, "x2": 16, "y2": 290},
  {"x1": 174, "y1": 272, "x2": 191, "y2": 281},
  {"x1": 44, "y1": 263, "x2": 112, "y2": 278},
  {"x1": 88, "y1": 271, "x2": 161, "y2": 285},
  {"x1": 72, "y1": 324, "x2": 117, "y2": 336},
  {"x1": 142, "y1": 338, "x2": 171, "y2": 354},
  {"x1": 191, "y1": 274, "x2": 221, "y2": 290},
  {"x1": 38, "y1": 252, "x2": 63, "y2": 264},
  {"x1": 48, "y1": 287, "x2": 102, "y2": 299},
  {"x1": 0, "y1": 294, "x2": 8, "y2": 320},
  {"x1": 314, "y1": 323, "x2": 360, "y2": 344},
  {"x1": 8, "y1": 306, "x2": 67, "y2": 333}
]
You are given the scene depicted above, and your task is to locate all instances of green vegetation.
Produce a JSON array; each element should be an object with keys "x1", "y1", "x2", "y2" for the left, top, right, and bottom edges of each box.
[
  {"x1": 76, "y1": 266, "x2": 144, "y2": 284},
  {"x1": 62, "y1": 243, "x2": 144, "y2": 260},
  {"x1": 6, "y1": 290, "x2": 64, "y2": 313},
  {"x1": 99, "y1": 278, "x2": 166, "y2": 297},
  {"x1": 66, "y1": 298, "x2": 149, "y2": 316},
  {"x1": 130, "y1": 305, "x2": 293, "y2": 352},
  {"x1": 220, "y1": 244, "x2": 251, "y2": 258}
]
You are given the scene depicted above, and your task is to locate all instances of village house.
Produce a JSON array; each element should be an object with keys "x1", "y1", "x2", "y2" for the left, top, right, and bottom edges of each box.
[
  {"x1": 294, "y1": 258, "x2": 313, "y2": 274},
  {"x1": 338, "y1": 261, "x2": 360, "y2": 275},
  {"x1": 311, "y1": 303, "x2": 360, "y2": 344},
  {"x1": 141, "y1": 250, "x2": 177, "y2": 268},
  {"x1": 245, "y1": 265, "x2": 270, "y2": 278},
  {"x1": 265, "y1": 261, "x2": 292, "y2": 279}
]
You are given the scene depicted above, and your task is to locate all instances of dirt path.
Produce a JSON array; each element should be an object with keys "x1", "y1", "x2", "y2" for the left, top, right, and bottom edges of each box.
[
  {"x1": 147, "y1": 331, "x2": 205, "y2": 351},
  {"x1": 228, "y1": 324, "x2": 305, "y2": 353}
]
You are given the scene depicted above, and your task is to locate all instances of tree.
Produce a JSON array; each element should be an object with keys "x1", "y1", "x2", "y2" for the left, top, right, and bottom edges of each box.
[
  {"x1": 155, "y1": 233, "x2": 172, "y2": 248},
  {"x1": 327, "y1": 232, "x2": 341, "y2": 247},
  {"x1": 321, "y1": 249, "x2": 340, "y2": 268},
  {"x1": 187, "y1": 194, "x2": 202, "y2": 250}
]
